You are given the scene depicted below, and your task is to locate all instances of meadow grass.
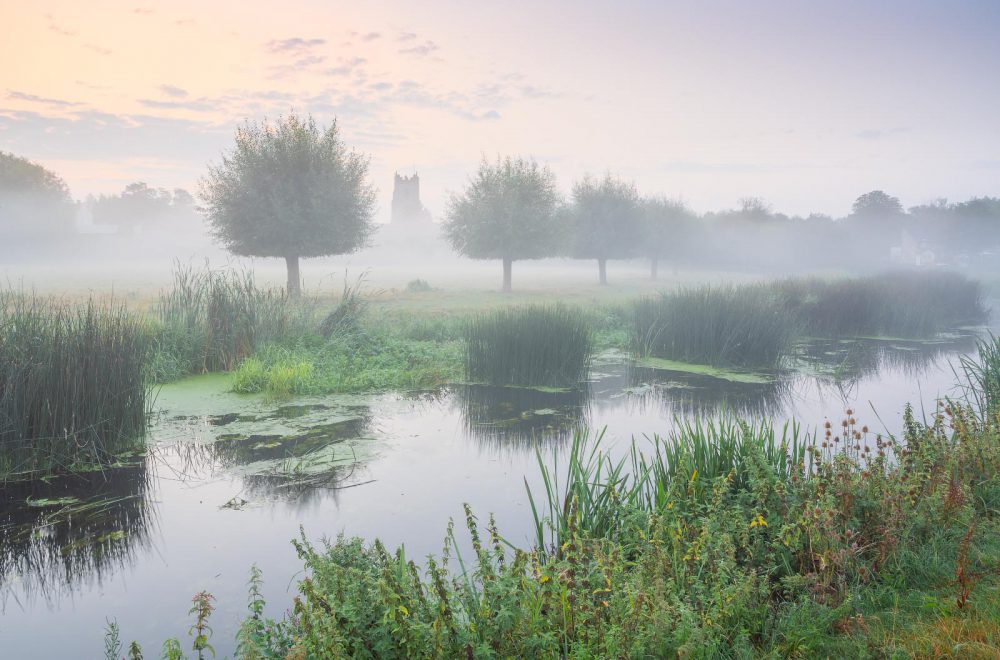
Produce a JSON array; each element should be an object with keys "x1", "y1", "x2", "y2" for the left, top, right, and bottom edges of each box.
[
  {"x1": 0, "y1": 291, "x2": 151, "y2": 478},
  {"x1": 463, "y1": 304, "x2": 594, "y2": 387},
  {"x1": 633, "y1": 284, "x2": 797, "y2": 369}
]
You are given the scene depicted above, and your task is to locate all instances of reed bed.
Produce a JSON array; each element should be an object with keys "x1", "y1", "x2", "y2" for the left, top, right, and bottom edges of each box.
[
  {"x1": 0, "y1": 292, "x2": 151, "y2": 477},
  {"x1": 153, "y1": 264, "x2": 317, "y2": 378},
  {"x1": 775, "y1": 270, "x2": 987, "y2": 338},
  {"x1": 463, "y1": 304, "x2": 593, "y2": 387},
  {"x1": 633, "y1": 284, "x2": 796, "y2": 369}
]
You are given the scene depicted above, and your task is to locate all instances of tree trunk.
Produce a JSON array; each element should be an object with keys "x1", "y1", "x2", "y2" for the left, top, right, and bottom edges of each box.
[
  {"x1": 650, "y1": 258, "x2": 659, "y2": 280},
  {"x1": 598, "y1": 258, "x2": 608, "y2": 286},
  {"x1": 502, "y1": 257, "x2": 512, "y2": 293},
  {"x1": 285, "y1": 255, "x2": 301, "y2": 297}
]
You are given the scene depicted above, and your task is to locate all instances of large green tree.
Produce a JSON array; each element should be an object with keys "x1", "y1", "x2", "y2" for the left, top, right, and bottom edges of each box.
[
  {"x1": 569, "y1": 174, "x2": 642, "y2": 285},
  {"x1": 0, "y1": 151, "x2": 75, "y2": 243},
  {"x1": 443, "y1": 156, "x2": 561, "y2": 292},
  {"x1": 851, "y1": 190, "x2": 903, "y2": 218},
  {"x1": 640, "y1": 196, "x2": 697, "y2": 279},
  {"x1": 200, "y1": 113, "x2": 377, "y2": 295}
]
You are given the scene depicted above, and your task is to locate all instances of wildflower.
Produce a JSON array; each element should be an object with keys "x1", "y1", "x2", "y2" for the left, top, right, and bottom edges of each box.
[{"x1": 749, "y1": 514, "x2": 768, "y2": 529}]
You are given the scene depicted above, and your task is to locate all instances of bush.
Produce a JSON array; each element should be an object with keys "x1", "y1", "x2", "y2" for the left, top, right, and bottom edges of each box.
[
  {"x1": 464, "y1": 304, "x2": 593, "y2": 387},
  {"x1": 405, "y1": 278, "x2": 433, "y2": 293}
]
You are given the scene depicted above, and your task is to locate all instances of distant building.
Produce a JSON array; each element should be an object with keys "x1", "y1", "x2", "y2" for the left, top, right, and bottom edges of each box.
[
  {"x1": 390, "y1": 173, "x2": 433, "y2": 226},
  {"x1": 890, "y1": 229, "x2": 935, "y2": 266}
]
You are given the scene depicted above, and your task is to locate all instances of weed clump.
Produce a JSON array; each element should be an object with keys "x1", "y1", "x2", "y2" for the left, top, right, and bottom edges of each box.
[
  {"x1": 0, "y1": 292, "x2": 151, "y2": 477},
  {"x1": 633, "y1": 284, "x2": 796, "y2": 369},
  {"x1": 463, "y1": 304, "x2": 593, "y2": 387}
]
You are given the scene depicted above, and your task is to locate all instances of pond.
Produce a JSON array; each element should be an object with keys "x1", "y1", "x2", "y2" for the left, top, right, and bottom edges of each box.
[{"x1": 0, "y1": 334, "x2": 982, "y2": 657}]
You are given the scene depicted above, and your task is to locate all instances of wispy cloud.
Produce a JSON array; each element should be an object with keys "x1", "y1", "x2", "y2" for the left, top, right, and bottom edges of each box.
[
  {"x1": 159, "y1": 85, "x2": 189, "y2": 98},
  {"x1": 324, "y1": 57, "x2": 367, "y2": 76},
  {"x1": 399, "y1": 40, "x2": 439, "y2": 57},
  {"x1": 6, "y1": 90, "x2": 81, "y2": 107},
  {"x1": 855, "y1": 127, "x2": 909, "y2": 140},
  {"x1": 396, "y1": 31, "x2": 417, "y2": 42},
  {"x1": 266, "y1": 37, "x2": 326, "y2": 54}
]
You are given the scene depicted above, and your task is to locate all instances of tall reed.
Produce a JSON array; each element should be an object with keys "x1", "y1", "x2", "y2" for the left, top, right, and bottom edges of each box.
[
  {"x1": 463, "y1": 304, "x2": 593, "y2": 387},
  {"x1": 153, "y1": 263, "x2": 316, "y2": 378},
  {"x1": 0, "y1": 292, "x2": 151, "y2": 477},
  {"x1": 775, "y1": 270, "x2": 987, "y2": 338},
  {"x1": 527, "y1": 419, "x2": 810, "y2": 551},
  {"x1": 633, "y1": 284, "x2": 796, "y2": 369}
]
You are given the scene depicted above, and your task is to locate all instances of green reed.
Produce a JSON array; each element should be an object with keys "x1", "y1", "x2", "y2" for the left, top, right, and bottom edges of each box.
[
  {"x1": 463, "y1": 304, "x2": 593, "y2": 387},
  {"x1": 775, "y1": 270, "x2": 987, "y2": 339},
  {"x1": 633, "y1": 284, "x2": 797, "y2": 369},
  {"x1": 0, "y1": 291, "x2": 151, "y2": 477},
  {"x1": 153, "y1": 263, "x2": 317, "y2": 378}
]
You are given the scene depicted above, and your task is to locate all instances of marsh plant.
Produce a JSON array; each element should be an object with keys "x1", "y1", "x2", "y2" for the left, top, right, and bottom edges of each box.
[
  {"x1": 633, "y1": 284, "x2": 796, "y2": 369},
  {"x1": 0, "y1": 291, "x2": 151, "y2": 477},
  {"x1": 463, "y1": 304, "x2": 593, "y2": 388},
  {"x1": 153, "y1": 263, "x2": 317, "y2": 379},
  {"x1": 775, "y1": 270, "x2": 987, "y2": 338}
]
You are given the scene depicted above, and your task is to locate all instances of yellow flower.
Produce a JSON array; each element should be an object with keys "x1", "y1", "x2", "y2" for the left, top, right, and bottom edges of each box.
[
  {"x1": 539, "y1": 575, "x2": 550, "y2": 584},
  {"x1": 749, "y1": 514, "x2": 768, "y2": 529}
]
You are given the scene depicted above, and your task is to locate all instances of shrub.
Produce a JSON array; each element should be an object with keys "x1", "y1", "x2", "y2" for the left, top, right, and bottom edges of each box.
[
  {"x1": 464, "y1": 304, "x2": 593, "y2": 387},
  {"x1": 405, "y1": 278, "x2": 433, "y2": 293}
]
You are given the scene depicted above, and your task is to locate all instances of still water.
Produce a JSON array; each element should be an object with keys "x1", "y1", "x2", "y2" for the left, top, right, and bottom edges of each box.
[{"x1": 0, "y1": 335, "x2": 979, "y2": 657}]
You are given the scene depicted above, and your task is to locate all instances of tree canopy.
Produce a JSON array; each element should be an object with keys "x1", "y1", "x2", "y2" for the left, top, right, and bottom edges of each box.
[
  {"x1": 851, "y1": 190, "x2": 903, "y2": 218},
  {"x1": 200, "y1": 113, "x2": 377, "y2": 295},
  {"x1": 569, "y1": 174, "x2": 642, "y2": 284},
  {"x1": 443, "y1": 156, "x2": 561, "y2": 291},
  {"x1": 640, "y1": 196, "x2": 697, "y2": 279},
  {"x1": 0, "y1": 151, "x2": 75, "y2": 242}
]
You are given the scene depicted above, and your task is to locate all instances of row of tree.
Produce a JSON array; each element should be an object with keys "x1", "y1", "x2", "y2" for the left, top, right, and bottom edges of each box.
[{"x1": 442, "y1": 157, "x2": 696, "y2": 289}]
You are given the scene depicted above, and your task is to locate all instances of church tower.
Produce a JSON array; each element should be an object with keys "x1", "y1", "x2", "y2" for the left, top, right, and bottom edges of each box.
[{"x1": 390, "y1": 173, "x2": 432, "y2": 225}]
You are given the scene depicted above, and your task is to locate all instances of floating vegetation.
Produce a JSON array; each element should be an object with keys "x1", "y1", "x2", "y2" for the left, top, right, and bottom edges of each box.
[
  {"x1": 0, "y1": 291, "x2": 152, "y2": 478},
  {"x1": 631, "y1": 356, "x2": 774, "y2": 383},
  {"x1": 632, "y1": 284, "x2": 796, "y2": 369},
  {"x1": 463, "y1": 304, "x2": 593, "y2": 387}
]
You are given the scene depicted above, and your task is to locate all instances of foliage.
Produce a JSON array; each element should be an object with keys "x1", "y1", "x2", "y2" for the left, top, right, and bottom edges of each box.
[
  {"x1": 0, "y1": 150, "x2": 75, "y2": 240},
  {"x1": 569, "y1": 173, "x2": 643, "y2": 261},
  {"x1": 0, "y1": 291, "x2": 151, "y2": 478},
  {"x1": 152, "y1": 263, "x2": 317, "y2": 380},
  {"x1": 633, "y1": 284, "x2": 796, "y2": 369},
  {"x1": 463, "y1": 304, "x2": 593, "y2": 387},
  {"x1": 851, "y1": 189, "x2": 904, "y2": 218},
  {"x1": 775, "y1": 270, "x2": 987, "y2": 338},
  {"x1": 405, "y1": 279, "x2": 433, "y2": 293},
  {"x1": 443, "y1": 156, "x2": 562, "y2": 291},
  {"x1": 199, "y1": 113, "x2": 377, "y2": 294},
  {"x1": 638, "y1": 196, "x2": 697, "y2": 276}
]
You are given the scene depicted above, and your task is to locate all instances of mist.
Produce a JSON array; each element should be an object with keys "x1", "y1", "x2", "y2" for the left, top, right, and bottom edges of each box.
[{"x1": 4, "y1": 2, "x2": 1000, "y2": 658}]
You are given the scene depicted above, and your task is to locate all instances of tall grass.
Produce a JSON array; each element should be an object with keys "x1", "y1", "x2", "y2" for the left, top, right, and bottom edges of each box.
[
  {"x1": 0, "y1": 292, "x2": 151, "y2": 477},
  {"x1": 527, "y1": 418, "x2": 810, "y2": 551},
  {"x1": 775, "y1": 270, "x2": 987, "y2": 338},
  {"x1": 633, "y1": 284, "x2": 796, "y2": 369},
  {"x1": 153, "y1": 263, "x2": 317, "y2": 379},
  {"x1": 463, "y1": 304, "x2": 593, "y2": 387},
  {"x1": 958, "y1": 333, "x2": 1000, "y2": 422}
]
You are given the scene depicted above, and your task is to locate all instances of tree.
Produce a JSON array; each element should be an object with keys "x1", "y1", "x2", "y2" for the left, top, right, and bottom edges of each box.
[
  {"x1": 443, "y1": 156, "x2": 561, "y2": 292},
  {"x1": 199, "y1": 113, "x2": 377, "y2": 295},
  {"x1": 90, "y1": 182, "x2": 173, "y2": 231},
  {"x1": 0, "y1": 151, "x2": 75, "y2": 242},
  {"x1": 569, "y1": 174, "x2": 642, "y2": 285},
  {"x1": 640, "y1": 196, "x2": 696, "y2": 279},
  {"x1": 851, "y1": 190, "x2": 903, "y2": 218}
]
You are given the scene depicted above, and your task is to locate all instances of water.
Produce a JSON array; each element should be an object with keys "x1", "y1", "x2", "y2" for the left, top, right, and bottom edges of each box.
[{"x1": 0, "y1": 335, "x2": 979, "y2": 657}]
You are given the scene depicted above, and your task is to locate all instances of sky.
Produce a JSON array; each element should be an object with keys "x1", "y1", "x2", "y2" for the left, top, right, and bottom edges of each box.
[{"x1": 1, "y1": 0, "x2": 998, "y2": 220}]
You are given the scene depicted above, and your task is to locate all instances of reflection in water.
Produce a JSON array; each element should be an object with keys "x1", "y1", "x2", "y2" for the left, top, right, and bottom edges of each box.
[
  {"x1": 457, "y1": 384, "x2": 590, "y2": 448},
  {"x1": 617, "y1": 365, "x2": 792, "y2": 419},
  {"x1": 159, "y1": 406, "x2": 375, "y2": 506},
  {"x1": 0, "y1": 462, "x2": 154, "y2": 607},
  {"x1": 795, "y1": 335, "x2": 978, "y2": 395}
]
